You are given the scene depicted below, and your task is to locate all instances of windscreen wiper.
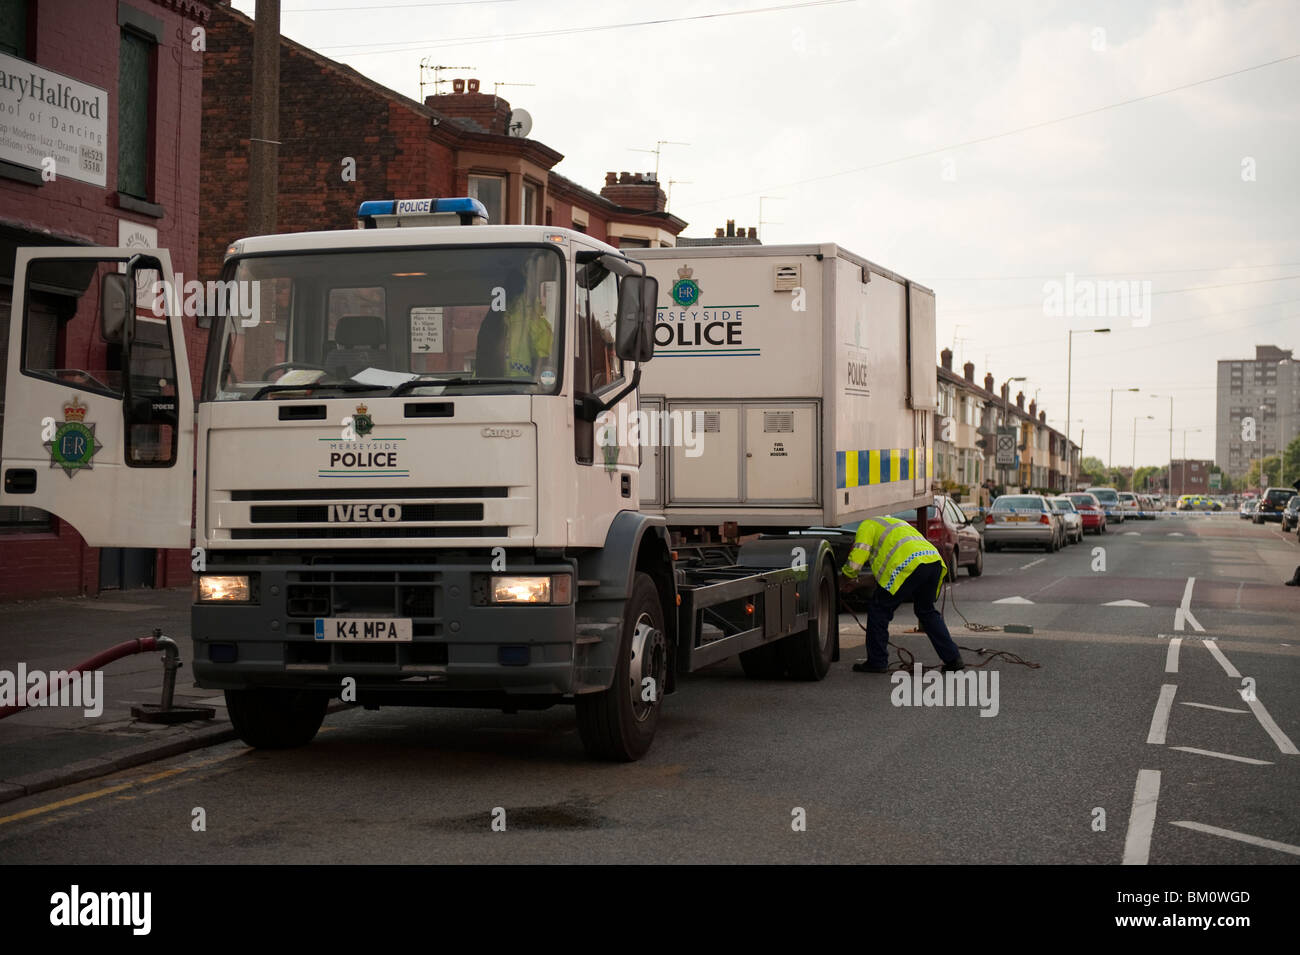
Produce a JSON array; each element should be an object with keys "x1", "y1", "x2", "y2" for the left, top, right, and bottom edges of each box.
[
  {"x1": 388, "y1": 376, "x2": 536, "y2": 397},
  {"x1": 251, "y1": 382, "x2": 387, "y2": 401}
]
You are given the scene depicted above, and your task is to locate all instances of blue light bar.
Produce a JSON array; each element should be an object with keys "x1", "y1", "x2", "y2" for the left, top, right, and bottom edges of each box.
[{"x1": 356, "y1": 197, "x2": 489, "y2": 225}]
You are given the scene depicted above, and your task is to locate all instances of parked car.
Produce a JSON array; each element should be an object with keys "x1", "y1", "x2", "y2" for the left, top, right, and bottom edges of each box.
[
  {"x1": 1137, "y1": 494, "x2": 1159, "y2": 518},
  {"x1": 1280, "y1": 494, "x2": 1300, "y2": 533},
  {"x1": 1050, "y1": 497, "x2": 1084, "y2": 544},
  {"x1": 1255, "y1": 487, "x2": 1297, "y2": 524},
  {"x1": 1239, "y1": 498, "x2": 1259, "y2": 520},
  {"x1": 1064, "y1": 491, "x2": 1107, "y2": 534},
  {"x1": 1118, "y1": 491, "x2": 1142, "y2": 520},
  {"x1": 985, "y1": 494, "x2": 1061, "y2": 552},
  {"x1": 887, "y1": 495, "x2": 985, "y2": 577},
  {"x1": 1085, "y1": 486, "x2": 1126, "y2": 524}
]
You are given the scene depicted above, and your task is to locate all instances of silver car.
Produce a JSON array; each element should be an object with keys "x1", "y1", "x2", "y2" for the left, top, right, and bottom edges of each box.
[
  {"x1": 984, "y1": 494, "x2": 1061, "y2": 552},
  {"x1": 1050, "y1": 497, "x2": 1084, "y2": 544}
]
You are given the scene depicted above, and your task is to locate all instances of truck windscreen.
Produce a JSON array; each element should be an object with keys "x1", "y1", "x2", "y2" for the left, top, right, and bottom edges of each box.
[{"x1": 204, "y1": 245, "x2": 565, "y2": 400}]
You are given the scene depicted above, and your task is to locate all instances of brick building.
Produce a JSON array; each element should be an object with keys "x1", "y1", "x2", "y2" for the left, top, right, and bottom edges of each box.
[
  {"x1": 0, "y1": 0, "x2": 211, "y2": 600},
  {"x1": 199, "y1": 4, "x2": 686, "y2": 283}
]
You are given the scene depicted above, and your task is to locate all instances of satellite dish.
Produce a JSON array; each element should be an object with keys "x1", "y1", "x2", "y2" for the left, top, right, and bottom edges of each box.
[{"x1": 508, "y1": 108, "x2": 533, "y2": 138}]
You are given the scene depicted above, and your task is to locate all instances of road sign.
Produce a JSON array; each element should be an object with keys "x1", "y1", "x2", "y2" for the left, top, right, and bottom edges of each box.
[
  {"x1": 996, "y1": 428, "x2": 1016, "y2": 466},
  {"x1": 1208, "y1": 472, "x2": 1221, "y2": 490}
]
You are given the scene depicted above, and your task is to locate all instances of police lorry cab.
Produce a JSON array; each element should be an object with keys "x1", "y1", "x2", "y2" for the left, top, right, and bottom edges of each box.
[{"x1": 0, "y1": 198, "x2": 936, "y2": 760}]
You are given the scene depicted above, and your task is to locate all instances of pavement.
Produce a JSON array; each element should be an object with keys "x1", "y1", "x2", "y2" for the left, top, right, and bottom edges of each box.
[{"x1": 0, "y1": 587, "x2": 237, "y2": 804}]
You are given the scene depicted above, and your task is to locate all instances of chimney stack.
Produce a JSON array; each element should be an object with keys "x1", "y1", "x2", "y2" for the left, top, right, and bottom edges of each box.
[
  {"x1": 747, "y1": 227, "x2": 757, "y2": 239},
  {"x1": 1016, "y1": 391, "x2": 1025, "y2": 410},
  {"x1": 984, "y1": 373, "x2": 994, "y2": 392},
  {"x1": 940, "y1": 348, "x2": 953, "y2": 371},
  {"x1": 1039, "y1": 411, "x2": 1047, "y2": 423},
  {"x1": 1029, "y1": 399, "x2": 1037, "y2": 417},
  {"x1": 963, "y1": 361, "x2": 975, "y2": 382}
]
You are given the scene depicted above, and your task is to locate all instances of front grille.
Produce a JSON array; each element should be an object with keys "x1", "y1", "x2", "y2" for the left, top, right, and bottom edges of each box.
[
  {"x1": 249, "y1": 503, "x2": 483, "y2": 523},
  {"x1": 284, "y1": 569, "x2": 443, "y2": 639}
]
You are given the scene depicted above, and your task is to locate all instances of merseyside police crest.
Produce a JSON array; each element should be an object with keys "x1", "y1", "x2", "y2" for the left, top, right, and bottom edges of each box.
[
  {"x1": 353, "y1": 403, "x2": 375, "y2": 437},
  {"x1": 670, "y1": 265, "x2": 701, "y2": 307},
  {"x1": 45, "y1": 396, "x2": 102, "y2": 478}
]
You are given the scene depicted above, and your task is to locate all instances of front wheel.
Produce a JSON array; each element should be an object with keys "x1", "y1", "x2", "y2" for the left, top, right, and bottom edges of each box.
[
  {"x1": 575, "y1": 572, "x2": 667, "y2": 761},
  {"x1": 779, "y1": 559, "x2": 836, "y2": 681},
  {"x1": 225, "y1": 687, "x2": 329, "y2": 749}
]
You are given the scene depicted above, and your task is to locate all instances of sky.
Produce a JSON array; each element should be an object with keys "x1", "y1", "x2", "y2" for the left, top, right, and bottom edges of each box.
[{"x1": 232, "y1": 0, "x2": 1300, "y2": 469}]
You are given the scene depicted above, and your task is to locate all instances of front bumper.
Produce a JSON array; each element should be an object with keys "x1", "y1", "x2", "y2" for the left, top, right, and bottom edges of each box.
[{"x1": 192, "y1": 556, "x2": 586, "y2": 698}]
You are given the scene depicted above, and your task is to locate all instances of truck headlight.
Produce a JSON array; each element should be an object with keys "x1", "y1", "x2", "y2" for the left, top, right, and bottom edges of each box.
[
  {"x1": 197, "y1": 575, "x2": 254, "y2": 603},
  {"x1": 490, "y1": 575, "x2": 572, "y2": 605}
]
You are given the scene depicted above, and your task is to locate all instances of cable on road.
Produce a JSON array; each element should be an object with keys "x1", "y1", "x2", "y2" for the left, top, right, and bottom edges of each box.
[{"x1": 841, "y1": 582, "x2": 1041, "y2": 672}]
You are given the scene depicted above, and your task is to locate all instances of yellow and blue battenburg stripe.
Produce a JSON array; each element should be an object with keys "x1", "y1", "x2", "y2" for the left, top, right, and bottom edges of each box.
[{"x1": 835, "y1": 447, "x2": 931, "y2": 489}]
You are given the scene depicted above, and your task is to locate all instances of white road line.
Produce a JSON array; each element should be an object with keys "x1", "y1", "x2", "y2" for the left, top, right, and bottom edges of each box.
[
  {"x1": 993, "y1": 595, "x2": 1034, "y2": 604},
  {"x1": 1173, "y1": 576, "x2": 1204, "y2": 632},
  {"x1": 1244, "y1": 696, "x2": 1300, "y2": 756},
  {"x1": 1122, "y1": 769, "x2": 1161, "y2": 865},
  {"x1": 1179, "y1": 701, "x2": 1247, "y2": 713},
  {"x1": 1202, "y1": 639, "x2": 1240, "y2": 678},
  {"x1": 1147, "y1": 684, "x2": 1178, "y2": 744},
  {"x1": 1170, "y1": 821, "x2": 1300, "y2": 857},
  {"x1": 1019, "y1": 558, "x2": 1045, "y2": 570},
  {"x1": 1170, "y1": 746, "x2": 1273, "y2": 765},
  {"x1": 1164, "y1": 637, "x2": 1182, "y2": 674}
]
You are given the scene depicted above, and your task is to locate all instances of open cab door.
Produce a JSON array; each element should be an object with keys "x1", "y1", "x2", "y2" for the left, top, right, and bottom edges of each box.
[{"x1": 1, "y1": 247, "x2": 194, "y2": 547}]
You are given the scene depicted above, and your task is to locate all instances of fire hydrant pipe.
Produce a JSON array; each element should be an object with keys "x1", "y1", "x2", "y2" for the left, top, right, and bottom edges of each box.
[{"x1": 0, "y1": 636, "x2": 162, "y2": 719}]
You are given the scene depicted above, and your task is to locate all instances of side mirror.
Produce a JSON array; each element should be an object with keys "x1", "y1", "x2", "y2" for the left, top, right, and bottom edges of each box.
[
  {"x1": 100, "y1": 272, "x2": 129, "y2": 343},
  {"x1": 615, "y1": 274, "x2": 657, "y2": 363}
]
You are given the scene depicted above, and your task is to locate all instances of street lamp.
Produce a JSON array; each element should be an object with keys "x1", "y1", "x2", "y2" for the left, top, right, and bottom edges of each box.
[
  {"x1": 1149, "y1": 393, "x2": 1174, "y2": 497},
  {"x1": 1066, "y1": 328, "x2": 1109, "y2": 489},
  {"x1": 1108, "y1": 387, "x2": 1140, "y2": 475}
]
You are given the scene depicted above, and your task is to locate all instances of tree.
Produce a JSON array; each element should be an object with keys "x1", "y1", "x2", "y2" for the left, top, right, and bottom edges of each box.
[
  {"x1": 1134, "y1": 465, "x2": 1162, "y2": 491},
  {"x1": 1080, "y1": 456, "x2": 1105, "y2": 484},
  {"x1": 1245, "y1": 455, "x2": 1281, "y2": 490},
  {"x1": 1283, "y1": 435, "x2": 1300, "y2": 489}
]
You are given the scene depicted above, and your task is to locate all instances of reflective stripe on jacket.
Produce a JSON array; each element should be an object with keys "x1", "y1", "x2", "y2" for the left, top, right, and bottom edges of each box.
[{"x1": 840, "y1": 515, "x2": 946, "y2": 597}]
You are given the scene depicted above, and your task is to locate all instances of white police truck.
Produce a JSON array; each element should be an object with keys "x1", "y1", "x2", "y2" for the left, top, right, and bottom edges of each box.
[{"x1": 0, "y1": 197, "x2": 935, "y2": 760}]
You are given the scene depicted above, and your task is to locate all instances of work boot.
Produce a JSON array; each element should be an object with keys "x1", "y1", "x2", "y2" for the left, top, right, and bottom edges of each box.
[
  {"x1": 941, "y1": 658, "x2": 966, "y2": 671},
  {"x1": 1286, "y1": 566, "x2": 1300, "y2": 586},
  {"x1": 852, "y1": 659, "x2": 891, "y2": 673}
]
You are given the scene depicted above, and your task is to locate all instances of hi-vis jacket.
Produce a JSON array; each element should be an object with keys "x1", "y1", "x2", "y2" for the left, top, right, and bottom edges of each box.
[
  {"x1": 840, "y1": 516, "x2": 946, "y2": 597},
  {"x1": 504, "y1": 298, "x2": 553, "y2": 378}
]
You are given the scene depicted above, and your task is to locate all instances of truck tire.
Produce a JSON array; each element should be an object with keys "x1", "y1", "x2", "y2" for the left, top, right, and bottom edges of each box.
[
  {"x1": 778, "y1": 558, "x2": 836, "y2": 681},
  {"x1": 225, "y1": 687, "x2": 329, "y2": 749},
  {"x1": 575, "y1": 572, "x2": 666, "y2": 761}
]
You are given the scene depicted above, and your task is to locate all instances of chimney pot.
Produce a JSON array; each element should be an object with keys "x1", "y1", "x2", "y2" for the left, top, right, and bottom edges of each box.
[
  {"x1": 452, "y1": 78, "x2": 465, "y2": 94},
  {"x1": 605, "y1": 172, "x2": 617, "y2": 186},
  {"x1": 1029, "y1": 399, "x2": 1037, "y2": 416},
  {"x1": 940, "y1": 348, "x2": 953, "y2": 371},
  {"x1": 715, "y1": 227, "x2": 725, "y2": 238},
  {"x1": 466, "y1": 78, "x2": 479, "y2": 93},
  {"x1": 747, "y1": 227, "x2": 757, "y2": 239},
  {"x1": 963, "y1": 361, "x2": 975, "y2": 382}
]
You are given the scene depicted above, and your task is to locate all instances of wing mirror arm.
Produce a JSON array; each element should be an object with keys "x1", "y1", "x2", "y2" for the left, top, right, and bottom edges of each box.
[{"x1": 575, "y1": 367, "x2": 641, "y2": 423}]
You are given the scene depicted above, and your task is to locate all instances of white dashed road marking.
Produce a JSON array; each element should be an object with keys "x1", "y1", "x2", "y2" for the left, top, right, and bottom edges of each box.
[
  {"x1": 1202, "y1": 639, "x2": 1240, "y2": 678},
  {"x1": 1122, "y1": 769, "x2": 1161, "y2": 865},
  {"x1": 1147, "y1": 684, "x2": 1178, "y2": 744},
  {"x1": 1173, "y1": 576, "x2": 1204, "y2": 632},
  {"x1": 1178, "y1": 701, "x2": 1246, "y2": 713},
  {"x1": 1170, "y1": 746, "x2": 1273, "y2": 765},
  {"x1": 1164, "y1": 637, "x2": 1182, "y2": 674}
]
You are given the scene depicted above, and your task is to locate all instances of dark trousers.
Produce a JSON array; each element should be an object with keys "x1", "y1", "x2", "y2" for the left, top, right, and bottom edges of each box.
[{"x1": 864, "y1": 561, "x2": 962, "y2": 668}]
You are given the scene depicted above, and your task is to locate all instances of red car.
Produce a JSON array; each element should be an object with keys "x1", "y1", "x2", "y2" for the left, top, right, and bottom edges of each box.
[
  {"x1": 1064, "y1": 491, "x2": 1107, "y2": 535},
  {"x1": 890, "y1": 495, "x2": 984, "y2": 577}
]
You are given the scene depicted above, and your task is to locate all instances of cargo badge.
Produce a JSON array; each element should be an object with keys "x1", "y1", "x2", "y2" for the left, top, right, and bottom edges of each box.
[
  {"x1": 45, "y1": 396, "x2": 102, "y2": 478},
  {"x1": 353, "y1": 403, "x2": 375, "y2": 437},
  {"x1": 671, "y1": 265, "x2": 701, "y2": 307}
]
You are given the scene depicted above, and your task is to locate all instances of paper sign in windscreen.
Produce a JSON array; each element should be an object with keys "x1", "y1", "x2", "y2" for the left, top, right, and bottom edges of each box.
[{"x1": 410, "y1": 307, "x2": 445, "y2": 353}]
